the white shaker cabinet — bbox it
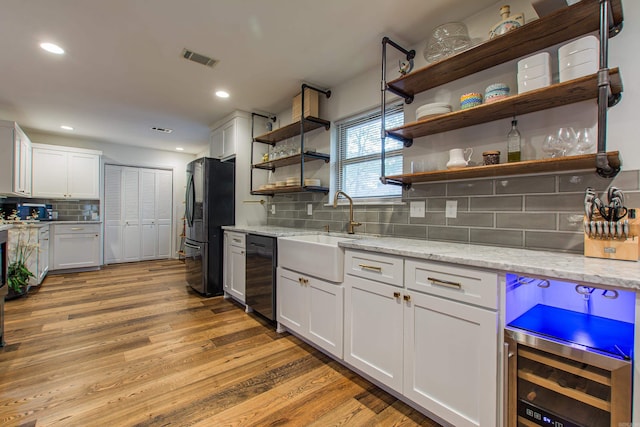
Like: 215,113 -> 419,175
37,225 -> 50,284
210,116 -> 247,161
344,271 -> 404,392
343,250 -> 499,427
8,224 -> 49,287
31,144 -> 101,199
51,223 -> 101,270
277,266 -> 344,358
223,231 -> 246,303
0,120 -> 32,196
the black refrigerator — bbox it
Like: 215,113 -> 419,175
184,157 -> 234,296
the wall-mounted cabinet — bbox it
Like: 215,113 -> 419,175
250,85 -> 331,196
0,120 -> 32,196
210,115 -> 249,162
380,0 -> 624,187
31,144 -> 101,199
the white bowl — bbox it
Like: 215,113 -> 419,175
559,49 -> 597,70
559,61 -> 598,82
275,181 -> 287,187
518,74 -> 551,94
517,63 -> 550,81
558,35 -> 598,59
517,52 -> 550,72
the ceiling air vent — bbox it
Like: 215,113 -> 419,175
181,48 -> 218,68
151,127 -> 173,134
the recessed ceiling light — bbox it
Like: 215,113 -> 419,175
176,147 -> 185,151
60,125 -> 74,131
215,90 -> 230,98
40,42 -> 65,55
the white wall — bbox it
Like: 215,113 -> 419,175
23,129 -> 195,258
270,0 -> 639,183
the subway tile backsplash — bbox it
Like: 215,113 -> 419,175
266,170 -> 639,254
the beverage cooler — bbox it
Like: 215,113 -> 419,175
504,273 -> 634,427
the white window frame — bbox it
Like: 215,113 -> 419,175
333,104 -> 404,204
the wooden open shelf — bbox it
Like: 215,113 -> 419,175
252,151 -> 330,170
253,117 -> 331,144
252,185 -> 329,196
386,0 -> 623,97
387,69 -> 622,142
385,152 -> 620,185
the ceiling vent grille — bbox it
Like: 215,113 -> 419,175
151,127 -> 173,134
181,48 -> 218,68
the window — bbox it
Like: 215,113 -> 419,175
336,104 -> 404,199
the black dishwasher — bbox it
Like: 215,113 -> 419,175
245,234 -> 276,322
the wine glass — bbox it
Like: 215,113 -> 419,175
575,128 -> 595,154
556,127 -> 577,156
542,135 -> 561,158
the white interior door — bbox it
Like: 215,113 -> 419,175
140,169 -> 157,260
156,170 -> 173,258
104,165 -> 123,264
122,167 -> 141,262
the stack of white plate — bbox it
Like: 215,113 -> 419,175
304,178 -> 321,187
559,35 -> 598,83
286,176 -> 301,186
275,181 -> 287,187
416,102 -> 452,120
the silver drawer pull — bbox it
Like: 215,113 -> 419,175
359,264 -> 382,272
427,277 -> 462,290
71,227 -> 83,231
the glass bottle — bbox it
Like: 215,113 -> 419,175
507,119 -> 521,162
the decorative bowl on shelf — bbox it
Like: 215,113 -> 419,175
423,22 -> 471,63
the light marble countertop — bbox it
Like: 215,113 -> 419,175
222,225 -> 321,238
223,225 -> 640,291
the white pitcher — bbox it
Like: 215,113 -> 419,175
446,148 -> 473,169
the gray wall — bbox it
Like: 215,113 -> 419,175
267,170 -> 639,254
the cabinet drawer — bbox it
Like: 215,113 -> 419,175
53,223 -> 101,235
226,231 -> 245,248
345,250 -> 403,287
405,259 -> 498,309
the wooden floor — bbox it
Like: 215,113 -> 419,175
0,260 -> 442,427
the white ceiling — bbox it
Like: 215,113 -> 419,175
1,0 -> 497,154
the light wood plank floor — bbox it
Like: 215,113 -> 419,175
0,260 -> 442,427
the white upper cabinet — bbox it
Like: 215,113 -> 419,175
209,114 -> 249,161
31,143 -> 101,199
0,120 -> 32,196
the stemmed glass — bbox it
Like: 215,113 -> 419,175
575,128 -> 595,154
556,127 -> 577,156
542,135 -> 561,158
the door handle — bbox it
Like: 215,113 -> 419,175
184,242 -> 200,250
403,294 -> 411,302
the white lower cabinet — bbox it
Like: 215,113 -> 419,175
403,290 -> 497,427
344,273 -> 403,391
277,266 -> 344,358
343,249 -> 498,427
51,224 -> 101,270
223,231 -> 246,303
